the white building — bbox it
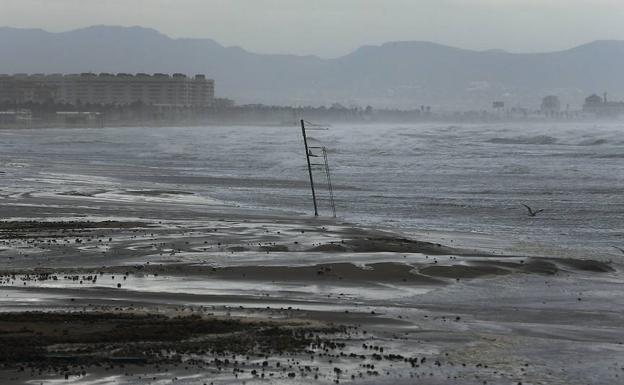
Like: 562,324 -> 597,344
0,73 -> 214,107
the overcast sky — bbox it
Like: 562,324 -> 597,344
1,0 -> 623,57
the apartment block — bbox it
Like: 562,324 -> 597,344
0,73 -> 215,107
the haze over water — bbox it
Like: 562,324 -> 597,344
1,122 -> 623,258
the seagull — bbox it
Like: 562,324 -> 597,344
522,204 -> 544,217
612,246 -> 624,255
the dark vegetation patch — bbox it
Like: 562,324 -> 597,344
205,262 -> 441,285
0,220 -> 150,241
519,260 -> 560,275
551,258 -> 614,273
0,221 -> 148,232
315,237 -> 458,255
307,243 -> 348,252
0,312 -> 336,370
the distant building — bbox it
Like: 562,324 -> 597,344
0,75 -> 56,104
583,92 -> 624,117
0,110 -> 32,126
541,95 -> 561,113
56,111 -> 103,127
0,73 -> 214,107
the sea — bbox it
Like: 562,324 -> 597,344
1,122 -> 623,259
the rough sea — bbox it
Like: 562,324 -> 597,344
1,122 -> 623,259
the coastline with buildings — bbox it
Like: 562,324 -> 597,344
0,72 -> 214,106
0,72 -> 214,128
1,72 -> 624,128
582,92 -> 624,117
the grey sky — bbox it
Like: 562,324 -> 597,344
2,0 -> 623,57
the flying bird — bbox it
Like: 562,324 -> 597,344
522,204 -> 544,217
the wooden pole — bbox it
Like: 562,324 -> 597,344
301,119 -> 318,216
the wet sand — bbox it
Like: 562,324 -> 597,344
0,189 -> 623,385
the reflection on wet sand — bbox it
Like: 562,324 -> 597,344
1,216 -> 622,385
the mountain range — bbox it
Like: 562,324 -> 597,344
1,25 -> 623,109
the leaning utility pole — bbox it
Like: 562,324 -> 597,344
301,119 -> 318,216
300,119 -> 336,217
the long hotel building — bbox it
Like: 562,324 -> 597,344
0,73 -> 215,107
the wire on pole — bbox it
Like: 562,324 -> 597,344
300,119 -> 336,218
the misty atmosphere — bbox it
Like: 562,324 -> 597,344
0,1 -> 623,385
2,25 -> 624,109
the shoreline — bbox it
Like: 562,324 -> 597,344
2,115 -> 624,131
0,213 -> 622,384
1,122 -> 623,384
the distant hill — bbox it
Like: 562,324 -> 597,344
1,25 -> 623,109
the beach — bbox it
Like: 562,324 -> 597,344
0,123 -> 623,384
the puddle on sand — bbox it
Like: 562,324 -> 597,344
1,273 -> 435,307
